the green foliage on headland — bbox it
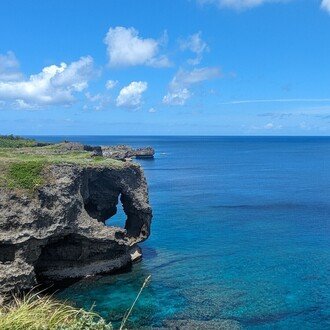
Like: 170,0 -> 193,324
0,136 -> 125,191
0,135 -> 37,148
0,293 -> 113,330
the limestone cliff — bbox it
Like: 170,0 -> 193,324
0,144 -> 152,297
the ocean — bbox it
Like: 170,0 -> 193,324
33,136 -> 330,329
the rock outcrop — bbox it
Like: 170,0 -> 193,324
40,142 -> 155,160
101,145 -> 155,160
0,160 -> 152,297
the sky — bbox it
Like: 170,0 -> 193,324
0,0 -> 330,136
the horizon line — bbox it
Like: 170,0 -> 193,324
18,134 -> 330,138
221,98 -> 330,105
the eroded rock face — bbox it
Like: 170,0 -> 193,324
0,162 -> 152,296
101,145 -> 155,160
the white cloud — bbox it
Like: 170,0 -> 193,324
163,88 -> 192,106
163,67 -> 220,105
148,107 -> 157,113
0,51 -> 23,81
198,0 -> 287,10
170,67 -> 220,90
85,92 -> 102,102
105,79 -> 118,89
15,99 -> 35,109
321,0 -> 330,13
104,26 -> 170,67
265,122 -> 274,129
179,32 -> 209,65
263,122 -> 282,130
0,55 -> 95,108
116,81 -> 148,108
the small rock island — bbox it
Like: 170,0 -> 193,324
0,136 -> 153,298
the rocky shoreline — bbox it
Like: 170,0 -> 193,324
59,141 -> 155,160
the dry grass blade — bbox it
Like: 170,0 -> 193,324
119,275 -> 151,330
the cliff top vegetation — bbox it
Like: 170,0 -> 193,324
0,135 -> 126,191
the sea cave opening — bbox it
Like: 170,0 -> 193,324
104,193 -> 127,229
81,176 -> 144,238
83,187 -> 128,230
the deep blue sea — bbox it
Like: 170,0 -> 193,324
33,136 -> 330,329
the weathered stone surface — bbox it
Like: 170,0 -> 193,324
101,145 -> 155,160
134,147 -> 155,159
0,162 -> 152,296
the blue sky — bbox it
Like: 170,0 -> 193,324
1,0 -> 330,135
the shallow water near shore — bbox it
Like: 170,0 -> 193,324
33,136 -> 330,329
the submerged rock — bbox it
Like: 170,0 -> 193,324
150,319 -> 242,330
0,161 -> 152,297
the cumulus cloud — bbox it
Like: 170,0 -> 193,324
0,55 -> 95,109
163,67 -> 220,106
197,0 -> 287,10
104,26 -> 170,67
105,79 -> 118,89
116,81 -> 148,108
0,51 -> 23,81
179,32 -> 209,65
321,0 -> 330,13
148,107 -> 157,113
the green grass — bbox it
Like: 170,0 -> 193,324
0,145 -> 126,191
0,292 -> 113,330
0,135 -> 37,148
8,161 -> 45,190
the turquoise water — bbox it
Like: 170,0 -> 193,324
36,136 -> 330,329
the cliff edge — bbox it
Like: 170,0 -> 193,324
0,139 -> 152,297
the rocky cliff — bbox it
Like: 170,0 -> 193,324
0,142 -> 152,298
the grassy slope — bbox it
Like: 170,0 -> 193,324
0,137 -> 125,191
0,135 -> 37,148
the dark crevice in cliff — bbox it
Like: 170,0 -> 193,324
35,234 -> 83,280
84,197 -> 118,223
35,233 -> 130,283
0,244 -> 16,262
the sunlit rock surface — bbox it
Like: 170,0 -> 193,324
0,152 -> 152,296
